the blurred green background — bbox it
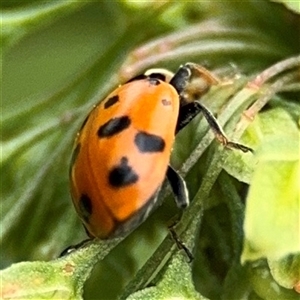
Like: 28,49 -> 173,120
2,1 -> 299,299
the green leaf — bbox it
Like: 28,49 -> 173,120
1,261 -> 81,300
242,108 -> 300,261
271,0 -> 300,14
268,254 -> 300,291
249,260 -> 299,300
1,239 -> 120,300
126,253 -> 208,300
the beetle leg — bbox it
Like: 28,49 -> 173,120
169,225 -> 194,262
176,101 -> 252,153
175,101 -> 200,133
166,165 -> 189,208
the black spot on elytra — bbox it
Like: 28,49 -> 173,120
109,157 -> 139,188
97,116 -> 131,138
134,131 -> 165,153
161,99 -> 172,106
148,77 -> 161,86
79,194 -> 93,223
104,95 -> 119,109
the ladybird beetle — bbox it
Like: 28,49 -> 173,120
69,63 -> 252,240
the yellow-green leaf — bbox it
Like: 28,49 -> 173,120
269,253 -> 300,291
242,109 -> 299,261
